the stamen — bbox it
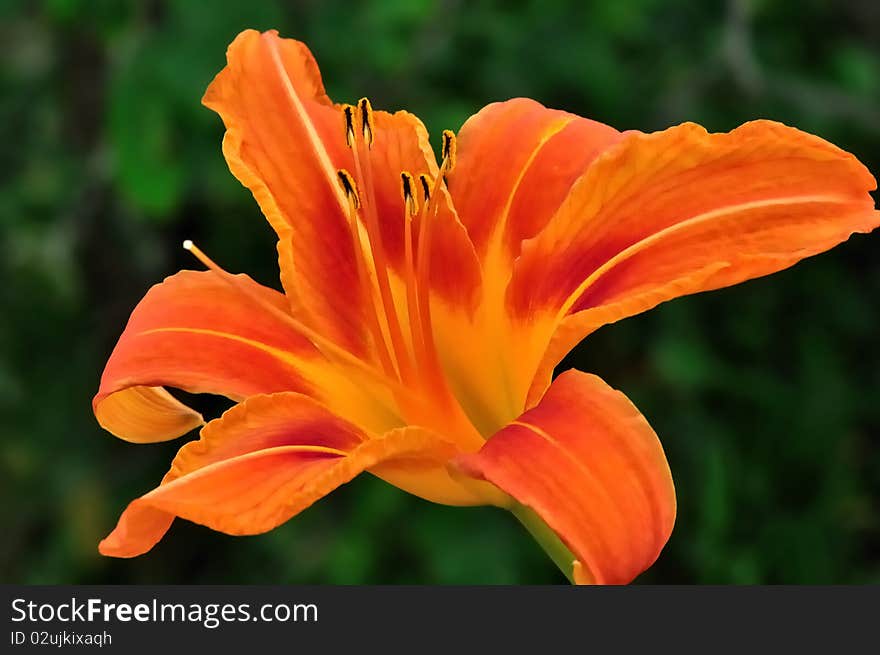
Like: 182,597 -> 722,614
412,132 -> 459,401
400,172 -> 426,379
181,240 -> 399,394
358,97 -> 375,148
342,104 -> 357,148
413,172 -> 450,398
351,120 -> 414,383
334,171 -> 399,380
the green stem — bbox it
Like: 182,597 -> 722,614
511,503 -> 576,584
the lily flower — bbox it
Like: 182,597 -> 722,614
94,29 -> 878,584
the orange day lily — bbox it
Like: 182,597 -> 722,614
93,29 -> 879,584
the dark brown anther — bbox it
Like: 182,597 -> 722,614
418,174 -> 432,205
358,98 -> 375,148
342,104 -> 357,148
441,130 -> 456,172
400,172 -> 418,216
337,169 -> 361,209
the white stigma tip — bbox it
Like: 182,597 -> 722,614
182,239 -> 193,250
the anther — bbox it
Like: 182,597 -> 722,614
358,98 -> 374,148
419,174 -> 432,204
400,172 -> 419,217
342,105 -> 357,148
336,169 -> 361,209
441,130 -> 456,172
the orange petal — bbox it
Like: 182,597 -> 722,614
99,393 -> 447,558
95,268 -> 404,443
369,425 -> 509,506
506,120 -> 878,403
457,370 -> 676,584
203,30 -> 481,357
94,270 -> 317,443
449,98 -> 622,264
92,386 -> 204,447
203,29 -> 366,354
428,100 -> 621,435
370,111 -> 483,312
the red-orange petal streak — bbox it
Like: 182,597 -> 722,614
431,99 -> 622,431
457,370 -> 676,584
370,111 -> 482,313
510,120 -> 878,319
509,120 -> 879,404
450,98 -> 623,263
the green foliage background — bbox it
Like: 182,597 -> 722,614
1,0 -> 878,584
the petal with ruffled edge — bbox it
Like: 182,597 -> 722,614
503,120 -> 879,404
100,393 -> 462,557
203,29 -> 366,354
449,97 -> 623,264
430,99 -> 622,435
94,270 -> 400,443
457,370 -> 676,585
203,30 -> 481,361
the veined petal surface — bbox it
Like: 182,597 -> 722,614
204,30 -> 481,361
433,99 -> 623,433
458,370 -> 676,584
94,270 -> 400,443
505,121 -> 878,403
100,393 -> 454,557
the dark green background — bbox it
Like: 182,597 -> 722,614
2,0 -> 878,584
